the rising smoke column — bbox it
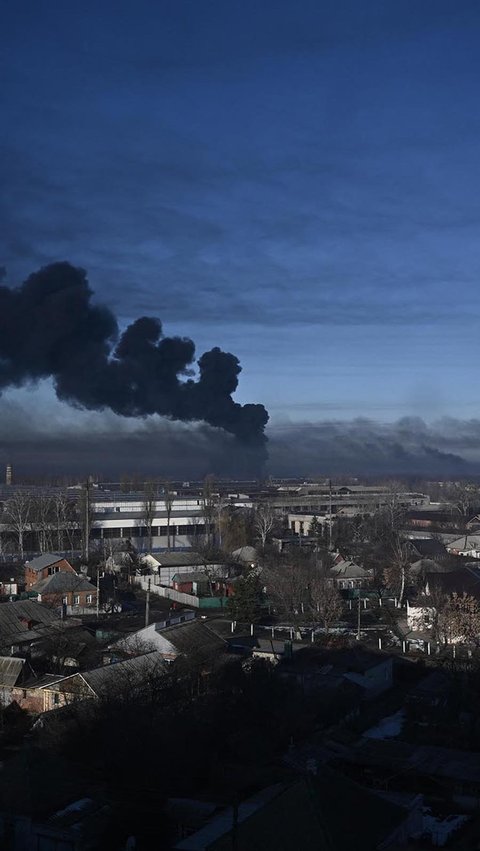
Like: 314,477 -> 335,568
0,263 -> 269,453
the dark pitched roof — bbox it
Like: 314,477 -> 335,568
25,553 -> 68,573
427,566 -> 480,599
409,558 -> 453,576
63,651 -> 167,697
172,572 -> 212,584
176,771 -> 409,851
289,646 -> 390,677
409,539 -> 447,559
0,599 -> 59,643
149,552 -> 206,567
156,619 -> 227,655
33,573 -> 96,595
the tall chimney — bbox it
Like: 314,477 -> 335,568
5,464 -> 12,486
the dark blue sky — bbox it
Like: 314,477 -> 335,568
3,0 -> 480,438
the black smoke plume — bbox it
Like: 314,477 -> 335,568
0,263 -> 269,450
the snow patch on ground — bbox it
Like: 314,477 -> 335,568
364,709 -> 405,740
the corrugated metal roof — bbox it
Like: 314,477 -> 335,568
155,620 -> 227,655
0,600 -> 59,641
77,651 -> 167,696
0,655 -> 25,686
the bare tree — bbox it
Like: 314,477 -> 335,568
31,493 -> 55,553
383,536 -> 410,606
79,478 -> 95,560
446,481 -> 479,522
163,481 -> 174,551
201,475 -> 217,549
437,592 -> 480,645
254,502 -> 276,550
263,560 -> 307,624
382,480 -> 406,533
309,575 -> 344,633
4,491 -> 32,559
218,507 -> 255,553
59,495 -> 81,557
142,481 -> 157,552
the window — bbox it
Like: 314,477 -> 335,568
53,693 -> 60,705
22,689 -> 27,699
62,596 -> 68,605
74,595 -> 80,605
86,594 -> 92,604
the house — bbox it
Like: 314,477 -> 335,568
44,650 -> 168,709
408,538 -> 448,561
0,656 -> 33,706
25,553 -> 77,590
0,599 -> 64,656
0,599 -> 91,670
252,638 -> 303,664
32,571 -> 97,613
409,558 -> 454,590
280,645 -> 393,700
406,509 -> 454,529
174,771 -> 419,850
141,552 -> 228,587
337,739 -> 480,810
319,647 -> 393,698
425,565 -> 480,601
0,578 -> 19,597
446,535 -> 480,558
10,673 -> 65,713
328,559 -> 371,590
172,572 -> 227,596
108,616 -> 226,663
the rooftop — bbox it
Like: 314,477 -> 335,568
148,551 -> 209,567
58,651 -> 167,697
33,572 -> 95,595
0,655 -> 26,686
25,553 -> 69,573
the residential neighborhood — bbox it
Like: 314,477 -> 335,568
1,476 -> 480,848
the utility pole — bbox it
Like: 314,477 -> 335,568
145,577 -> 151,628
357,588 -> 362,641
96,564 -> 101,619
84,476 -> 92,562
328,479 -> 333,550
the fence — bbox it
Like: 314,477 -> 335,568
135,576 -> 226,609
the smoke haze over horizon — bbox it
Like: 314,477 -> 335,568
0,387 -> 478,479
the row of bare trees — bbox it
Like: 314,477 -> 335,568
142,480 -> 175,551
0,491 -> 83,559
